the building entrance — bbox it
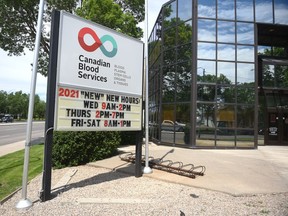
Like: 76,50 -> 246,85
263,90 -> 288,145
259,58 -> 288,145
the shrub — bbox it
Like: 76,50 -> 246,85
52,131 -> 120,168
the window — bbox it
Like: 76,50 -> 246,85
236,0 -> 254,21
237,22 -> 254,45
275,0 -> 288,24
178,0 -> 192,21
218,21 -> 235,43
218,0 -> 235,20
198,19 -> 216,42
255,0 -> 273,23
198,0 -> 216,18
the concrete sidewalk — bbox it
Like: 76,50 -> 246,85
91,143 -> 288,196
0,141 -> 25,157
1,140 -> 288,196
0,137 -> 44,157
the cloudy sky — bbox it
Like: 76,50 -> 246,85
0,0 -> 168,101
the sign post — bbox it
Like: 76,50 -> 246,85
40,11 -> 144,201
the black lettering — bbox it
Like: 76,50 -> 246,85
83,100 -> 98,109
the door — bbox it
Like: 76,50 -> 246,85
258,56 -> 288,145
266,111 -> 288,145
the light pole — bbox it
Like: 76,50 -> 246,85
16,0 -> 45,210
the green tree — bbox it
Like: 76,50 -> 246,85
0,0 -> 144,76
76,0 -> 144,38
7,91 -> 29,119
0,90 -> 45,119
0,91 -> 8,114
34,95 -> 46,119
0,0 -> 78,76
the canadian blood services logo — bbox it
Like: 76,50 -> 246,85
78,27 -> 118,58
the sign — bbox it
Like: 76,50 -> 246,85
54,11 -> 144,131
55,86 -> 142,131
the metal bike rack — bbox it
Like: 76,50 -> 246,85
119,152 -> 206,179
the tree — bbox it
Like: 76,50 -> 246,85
0,0 -> 78,76
0,0 -> 144,76
7,91 -> 29,119
34,96 -> 46,119
76,0 -> 144,38
0,90 -> 44,119
0,91 -> 8,114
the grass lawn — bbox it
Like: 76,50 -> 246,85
0,144 -> 44,201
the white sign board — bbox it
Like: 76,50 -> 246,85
54,11 -> 144,131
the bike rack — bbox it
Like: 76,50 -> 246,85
119,152 -> 206,179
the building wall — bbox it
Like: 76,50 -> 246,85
148,0 -> 288,148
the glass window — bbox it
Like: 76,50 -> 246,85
255,0 -> 273,23
262,64 -> 277,88
198,0 -> 216,18
275,0 -> 288,24
237,63 -> 255,84
258,46 -> 271,55
236,0 -> 254,21
237,105 -> 255,128
162,65 -> 176,103
275,65 -> 288,88
177,43 -> 192,63
198,42 -> 216,60
216,105 -> 235,127
149,42 -> 161,66
176,62 -> 192,102
196,102 -> 216,147
237,22 -> 254,45
178,20 -> 192,45
178,61 -> 192,75
237,45 -> 255,62
175,103 -> 190,145
198,19 -> 216,42
218,21 -> 235,43
163,1 -> 177,29
218,0 -> 235,20
197,84 -> 216,102
163,27 -> 176,50
236,136 -> 254,148
218,86 -> 236,103
163,48 -> 176,65
149,104 -> 159,140
161,104 -> 175,144
197,60 -> 216,82
237,87 -> 255,104
218,62 -> 235,84
218,44 -> 235,61
178,0 -> 192,21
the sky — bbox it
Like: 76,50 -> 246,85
0,0 -> 168,101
